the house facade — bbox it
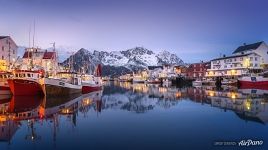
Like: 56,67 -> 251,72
205,41 -> 268,77
186,62 -> 208,79
232,41 -> 268,69
0,36 -> 18,71
21,48 -> 57,76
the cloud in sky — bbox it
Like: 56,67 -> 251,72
1,0 -> 268,62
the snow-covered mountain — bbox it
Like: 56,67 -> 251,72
61,47 -> 184,76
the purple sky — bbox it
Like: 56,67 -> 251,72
1,0 -> 268,62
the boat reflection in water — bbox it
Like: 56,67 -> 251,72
0,82 -> 268,149
0,90 -> 103,144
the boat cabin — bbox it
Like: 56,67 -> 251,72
0,72 -> 12,80
57,72 -> 82,85
13,70 -> 44,79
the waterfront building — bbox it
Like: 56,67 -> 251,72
232,41 -> 268,69
21,48 -> 58,76
173,65 -> 187,77
186,62 -> 209,79
206,52 -> 262,77
0,36 -> 18,71
147,66 -> 163,78
206,41 -> 268,77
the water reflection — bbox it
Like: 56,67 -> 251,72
0,82 -> 268,149
106,82 -> 268,124
0,91 -> 103,144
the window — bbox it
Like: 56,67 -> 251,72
234,58 -> 236,61
1,56 -> 4,60
250,63 -> 253,67
234,64 -> 237,67
224,65 -> 227,68
254,64 -> 258,67
240,57 -> 243,61
13,49 -> 15,54
229,59 -> 232,62
1,46 -> 3,51
255,57 -> 258,61
250,57 -> 253,61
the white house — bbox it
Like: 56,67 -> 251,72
232,41 -> 268,68
21,47 -> 58,76
0,36 -> 18,71
206,52 -> 262,77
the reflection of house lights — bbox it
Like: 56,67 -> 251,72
175,92 -> 181,98
231,93 -> 236,99
245,100 -> 251,110
208,91 -> 215,97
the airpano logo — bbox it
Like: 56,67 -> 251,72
214,139 -> 264,147
238,139 -> 263,147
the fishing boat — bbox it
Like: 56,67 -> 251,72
238,74 -> 268,90
7,70 -> 44,96
133,74 -> 147,83
221,78 -> 237,86
146,78 -> 161,84
81,74 -> 103,93
81,64 -> 103,94
41,72 -> 82,97
0,72 -> 12,95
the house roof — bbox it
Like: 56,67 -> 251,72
22,51 -> 32,59
148,66 -> 163,70
0,36 -> 9,40
211,52 -> 260,61
232,41 -> 263,54
43,51 -> 56,59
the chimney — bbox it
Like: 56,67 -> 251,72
223,54 -> 226,57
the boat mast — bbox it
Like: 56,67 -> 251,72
8,41 -> 11,71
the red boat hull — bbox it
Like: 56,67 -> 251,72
239,80 -> 268,90
7,79 -> 43,96
0,86 -> 11,95
82,85 -> 102,94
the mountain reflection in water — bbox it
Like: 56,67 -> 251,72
0,81 -> 268,150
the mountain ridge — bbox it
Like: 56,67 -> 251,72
61,47 -> 184,77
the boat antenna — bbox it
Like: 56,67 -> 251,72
28,24 -> 31,48
33,20 -> 35,48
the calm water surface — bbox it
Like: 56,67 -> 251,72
0,81 -> 268,150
